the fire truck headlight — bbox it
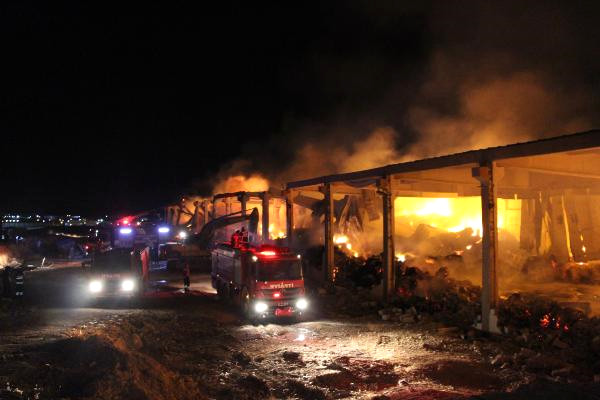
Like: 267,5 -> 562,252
89,280 -> 103,293
296,298 -> 308,310
119,227 -> 133,235
121,279 -> 135,292
254,301 -> 268,313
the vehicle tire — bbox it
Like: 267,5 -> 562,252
224,284 -> 232,303
240,287 -> 251,317
216,281 -> 224,300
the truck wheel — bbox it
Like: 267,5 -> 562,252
241,288 -> 251,317
216,282 -> 224,300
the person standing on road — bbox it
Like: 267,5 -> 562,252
182,261 -> 191,293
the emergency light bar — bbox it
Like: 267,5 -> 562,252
259,250 -> 277,256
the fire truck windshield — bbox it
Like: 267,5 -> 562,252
256,260 -> 302,281
91,249 -> 131,272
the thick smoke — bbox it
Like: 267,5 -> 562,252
211,1 -> 599,192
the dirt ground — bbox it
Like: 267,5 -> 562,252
2,263 -> 600,399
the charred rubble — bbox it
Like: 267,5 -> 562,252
303,223 -> 600,380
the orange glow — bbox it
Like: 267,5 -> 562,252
259,250 -> 276,256
395,197 -> 521,239
334,234 -> 349,244
268,224 -> 286,240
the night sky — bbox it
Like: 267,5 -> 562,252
1,1 -> 599,216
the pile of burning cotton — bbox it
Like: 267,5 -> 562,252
378,306 -> 420,323
320,285 -> 381,317
378,262 -> 600,380
496,293 -> 600,376
0,245 -> 21,270
302,245 -> 383,289
385,263 -> 482,330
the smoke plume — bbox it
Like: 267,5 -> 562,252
210,1 -> 599,193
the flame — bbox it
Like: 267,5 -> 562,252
395,197 -> 520,239
334,234 -> 361,257
396,253 -> 406,262
334,234 -> 349,244
268,224 -> 286,240
213,174 -> 269,194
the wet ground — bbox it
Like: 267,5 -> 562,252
1,263 -> 600,399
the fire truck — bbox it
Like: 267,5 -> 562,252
211,243 -> 308,320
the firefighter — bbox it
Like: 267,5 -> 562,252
240,227 -> 249,247
231,230 -> 242,248
182,261 -> 191,292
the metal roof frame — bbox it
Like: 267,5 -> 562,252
286,129 -> 600,189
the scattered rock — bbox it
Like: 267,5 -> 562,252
490,354 -> 512,367
551,364 -> 575,377
285,379 -> 326,400
236,374 -> 269,398
552,337 -> 570,350
232,351 -> 251,366
377,335 -> 392,345
131,334 -> 143,350
282,351 -> 303,364
437,326 -> 460,335
525,354 -> 566,373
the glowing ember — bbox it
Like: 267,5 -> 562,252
540,314 -> 551,328
334,234 -> 349,244
267,224 -> 286,240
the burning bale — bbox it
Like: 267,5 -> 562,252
382,261 -> 481,331
302,245 -> 382,290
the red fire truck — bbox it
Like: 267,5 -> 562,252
211,243 -> 308,320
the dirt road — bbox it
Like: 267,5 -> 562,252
1,263 -> 598,399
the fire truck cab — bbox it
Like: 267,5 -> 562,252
211,243 -> 308,319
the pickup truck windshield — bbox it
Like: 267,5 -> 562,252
92,250 -> 132,272
256,260 -> 303,281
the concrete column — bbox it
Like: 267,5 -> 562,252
322,183 -> 335,284
239,193 -> 248,216
285,190 -> 294,247
203,200 -> 211,225
212,198 -> 218,219
473,163 -> 499,332
262,192 -> 270,242
379,176 -> 395,303
225,198 -> 231,215
192,201 -> 200,233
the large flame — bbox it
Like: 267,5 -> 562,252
395,197 -> 521,240
213,175 -> 269,194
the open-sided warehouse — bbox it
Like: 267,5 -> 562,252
286,130 -> 600,331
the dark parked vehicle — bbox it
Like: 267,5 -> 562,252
88,248 -> 144,298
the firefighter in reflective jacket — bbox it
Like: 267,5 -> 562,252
231,230 -> 242,248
